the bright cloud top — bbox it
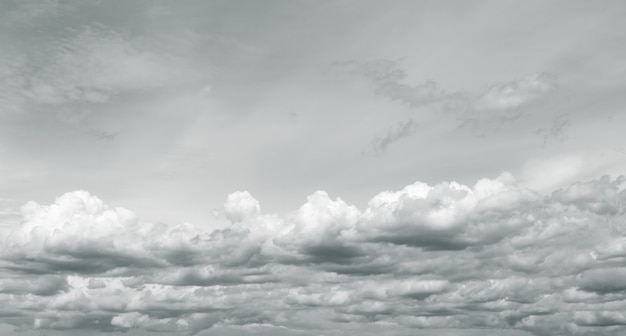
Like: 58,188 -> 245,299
1,174 -> 625,336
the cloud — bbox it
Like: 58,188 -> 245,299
359,172 -> 536,250
222,191 -> 261,223
0,275 -> 68,296
1,24 -> 178,114
534,114 -> 572,146
371,119 -> 417,154
1,174 -> 626,335
473,73 -> 555,111
333,60 -> 557,139
331,59 -> 447,109
1,0 -> 71,26
451,74 -> 556,137
0,17 -> 192,148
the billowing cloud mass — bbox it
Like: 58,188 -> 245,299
1,174 -> 625,336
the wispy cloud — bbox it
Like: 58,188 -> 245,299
1,0 -> 71,26
331,59 -> 447,109
473,73 -> 556,111
0,22 -> 186,146
333,59 -> 557,139
534,113 -> 572,146
7,25 -> 177,108
371,119 -> 417,154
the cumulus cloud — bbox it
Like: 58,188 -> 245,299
222,191 -> 261,223
1,173 -> 626,335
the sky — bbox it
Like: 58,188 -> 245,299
1,0 -> 626,335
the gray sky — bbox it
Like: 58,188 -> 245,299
1,1 -> 626,335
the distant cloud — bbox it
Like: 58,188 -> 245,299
1,173 -> 626,335
333,59 -> 557,139
371,119 -> 417,154
331,59 -> 447,108
448,73 -> 557,137
1,0 -> 71,26
0,21 -> 189,147
473,73 -> 555,111
84,128 -> 120,142
535,113 -> 572,146
1,25 -> 178,114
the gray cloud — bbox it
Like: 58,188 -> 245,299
535,113 -> 572,147
1,174 -> 625,335
331,59 -> 447,109
333,59 -> 557,139
371,119 -> 417,154
0,275 -> 68,296
1,24 -> 179,115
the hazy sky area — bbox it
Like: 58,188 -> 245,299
1,1 -> 626,335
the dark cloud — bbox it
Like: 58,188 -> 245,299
0,275 -> 68,296
579,268 -> 626,293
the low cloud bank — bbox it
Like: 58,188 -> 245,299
1,173 -> 625,335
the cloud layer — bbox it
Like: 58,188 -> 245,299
1,174 -> 625,335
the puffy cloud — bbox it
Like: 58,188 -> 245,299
551,175 -> 626,215
2,191 -> 166,274
1,173 -> 626,335
222,191 -> 261,223
360,172 -> 536,250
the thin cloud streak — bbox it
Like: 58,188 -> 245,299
371,119 -> 417,154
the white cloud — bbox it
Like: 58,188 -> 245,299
519,151 -> 626,194
222,191 -> 261,223
1,173 -> 626,335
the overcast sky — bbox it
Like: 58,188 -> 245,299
1,1 -> 626,335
